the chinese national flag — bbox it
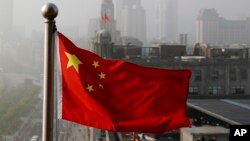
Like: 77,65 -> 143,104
101,12 -> 109,23
57,32 -> 192,133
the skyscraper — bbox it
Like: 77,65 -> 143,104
119,0 -> 147,44
154,0 -> 178,43
100,0 -> 120,44
0,0 -> 13,33
115,0 -> 125,30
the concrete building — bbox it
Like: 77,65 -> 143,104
154,0 -> 178,43
155,44 -> 186,60
122,55 -> 250,96
193,43 -> 211,58
115,0 -> 125,30
100,0 -> 120,44
180,126 -> 229,141
179,34 -> 188,45
193,43 -> 250,59
186,59 -> 250,96
196,9 -> 250,45
119,0 -> 147,44
91,29 -> 113,59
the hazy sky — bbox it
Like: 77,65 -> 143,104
13,0 -> 250,39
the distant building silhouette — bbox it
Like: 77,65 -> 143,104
100,0 -> 120,44
196,9 -> 250,45
179,34 -> 188,45
153,0 -> 178,43
91,29 -> 113,59
119,0 -> 147,44
115,0 -> 124,30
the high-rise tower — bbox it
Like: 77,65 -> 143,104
119,0 -> 147,44
100,0 -> 120,44
115,0 -> 124,30
154,0 -> 178,43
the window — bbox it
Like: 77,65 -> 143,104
189,87 -> 199,95
194,70 -> 202,81
210,70 -> 219,81
231,86 -> 245,94
240,69 -> 248,81
208,86 -> 221,95
230,68 -> 237,81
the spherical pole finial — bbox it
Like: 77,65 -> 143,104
42,3 -> 58,20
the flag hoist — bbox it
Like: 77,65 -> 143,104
41,3 -> 58,141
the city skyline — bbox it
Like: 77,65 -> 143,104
6,0 -> 250,43
1,1 -> 250,141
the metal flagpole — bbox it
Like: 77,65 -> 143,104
41,3 -> 58,141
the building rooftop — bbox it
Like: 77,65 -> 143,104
188,99 -> 250,124
181,126 -> 229,135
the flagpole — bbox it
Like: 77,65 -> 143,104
41,3 -> 58,141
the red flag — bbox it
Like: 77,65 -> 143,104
57,32 -> 192,133
101,12 -> 110,23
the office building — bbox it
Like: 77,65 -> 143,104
196,9 -> 250,45
118,0 -> 147,44
100,0 -> 120,44
154,0 -> 178,43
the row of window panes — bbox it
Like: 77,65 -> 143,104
189,86 -> 245,95
193,69 -> 248,81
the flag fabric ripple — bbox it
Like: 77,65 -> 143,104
57,32 -> 192,133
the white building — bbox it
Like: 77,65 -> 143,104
154,0 -> 178,43
196,9 -> 250,45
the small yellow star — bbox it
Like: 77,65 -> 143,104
98,83 -> 104,89
86,84 -> 94,92
99,72 -> 106,79
92,60 -> 100,69
65,52 -> 82,72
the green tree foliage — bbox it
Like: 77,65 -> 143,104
0,83 -> 41,134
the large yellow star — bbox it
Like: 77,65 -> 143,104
86,84 -> 94,92
65,52 -> 82,72
92,60 -> 100,69
99,72 -> 106,79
